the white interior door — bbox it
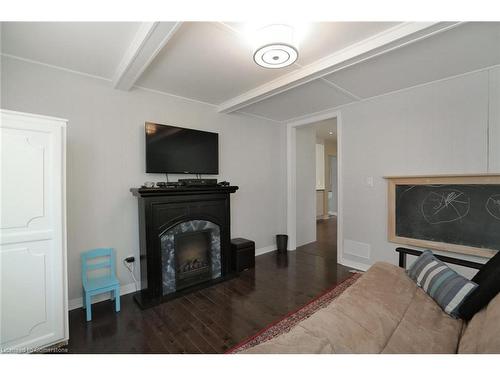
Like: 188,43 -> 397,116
1,111 -> 67,352
329,156 -> 338,215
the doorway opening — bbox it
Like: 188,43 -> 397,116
290,114 -> 341,262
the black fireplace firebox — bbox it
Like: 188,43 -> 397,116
130,185 -> 238,308
175,230 -> 212,290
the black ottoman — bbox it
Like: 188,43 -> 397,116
231,238 -> 255,272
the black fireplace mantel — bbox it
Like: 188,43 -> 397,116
130,185 -> 238,308
130,185 -> 238,197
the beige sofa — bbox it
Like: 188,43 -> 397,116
242,262 -> 500,353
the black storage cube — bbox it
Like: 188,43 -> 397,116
231,238 -> 255,272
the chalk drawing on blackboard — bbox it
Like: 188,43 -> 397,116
403,186 -> 416,193
485,194 -> 500,220
397,185 -> 416,204
421,189 -> 470,224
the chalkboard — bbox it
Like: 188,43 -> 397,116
387,175 -> 500,257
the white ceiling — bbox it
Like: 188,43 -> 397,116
225,22 -> 400,66
1,22 -> 140,78
136,21 -> 399,104
324,22 -> 500,99
2,22 -> 500,123
135,22 -> 298,104
240,79 -> 354,121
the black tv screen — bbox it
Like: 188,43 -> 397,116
145,122 -> 219,174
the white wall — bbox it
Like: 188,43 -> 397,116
490,67 -> 500,172
0,56 -> 287,303
340,67 -> 500,272
295,126 -> 316,246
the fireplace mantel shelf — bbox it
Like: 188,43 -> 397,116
130,185 -> 238,197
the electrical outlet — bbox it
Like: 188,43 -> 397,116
124,256 -> 135,263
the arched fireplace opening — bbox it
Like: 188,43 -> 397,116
160,220 -> 221,294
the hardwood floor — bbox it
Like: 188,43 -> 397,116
67,217 -> 352,353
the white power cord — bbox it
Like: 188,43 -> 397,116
123,259 -> 139,292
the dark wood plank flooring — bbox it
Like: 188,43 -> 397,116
67,217 -> 352,353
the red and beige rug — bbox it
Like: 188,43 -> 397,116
226,271 -> 362,353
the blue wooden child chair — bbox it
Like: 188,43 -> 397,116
81,248 -> 120,321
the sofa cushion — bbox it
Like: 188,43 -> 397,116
382,288 -> 463,353
241,262 -> 464,354
239,325 -> 334,354
458,291 -> 500,353
243,262 -> 418,353
297,262 -> 416,353
407,250 -> 478,318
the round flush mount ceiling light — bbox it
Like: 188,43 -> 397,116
252,24 -> 299,69
254,44 -> 298,69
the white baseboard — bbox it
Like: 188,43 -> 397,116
69,245 -> 276,310
255,245 -> 276,256
68,282 -> 137,311
339,257 -> 371,272
68,246 -> 362,311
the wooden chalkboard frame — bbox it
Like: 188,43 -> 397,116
385,174 -> 500,259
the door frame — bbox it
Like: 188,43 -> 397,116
286,109 -> 344,264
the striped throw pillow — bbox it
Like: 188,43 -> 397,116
407,250 -> 478,318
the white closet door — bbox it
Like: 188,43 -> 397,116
1,110 -> 67,352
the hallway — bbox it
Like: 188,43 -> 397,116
298,216 -> 338,261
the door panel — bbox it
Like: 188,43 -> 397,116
1,112 -> 66,352
1,245 -> 47,345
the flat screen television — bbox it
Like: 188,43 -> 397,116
145,122 -> 219,174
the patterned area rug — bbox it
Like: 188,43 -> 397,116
226,271 -> 363,353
